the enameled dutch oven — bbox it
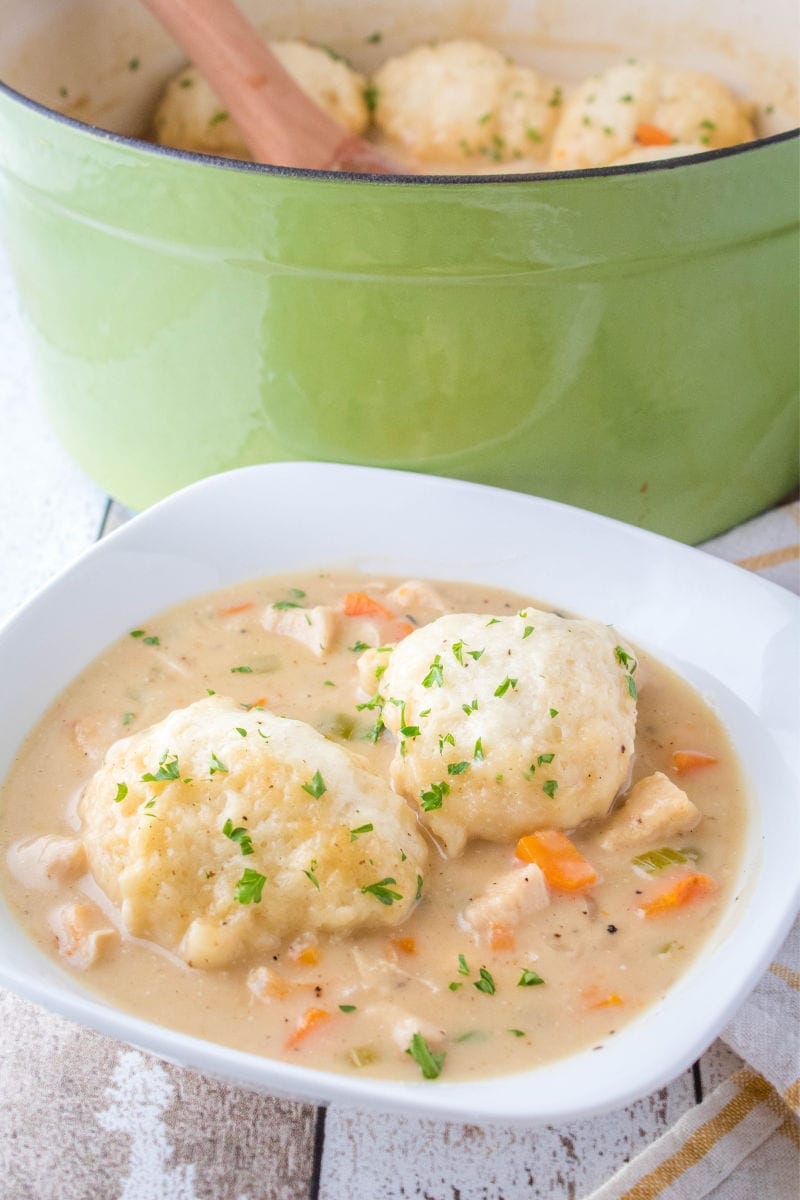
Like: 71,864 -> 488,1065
0,0 -> 797,541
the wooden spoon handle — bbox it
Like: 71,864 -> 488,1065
142,0 -> 404,172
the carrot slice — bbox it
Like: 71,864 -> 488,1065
583,989 -> 624,1010
490,923 -> 515,952
393,621 -> 415,641
391,936 -> 416,955
671,750 -> 719,774
342,591 -> 395,620
218,602 -> 254,617
516,830 -> 598,892
285,1006 -> 331,1049
635,122 -> 674,146
291,945 -> 319,967
641,872 -> 716,917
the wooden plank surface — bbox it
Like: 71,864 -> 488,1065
0,245 -> 748,1199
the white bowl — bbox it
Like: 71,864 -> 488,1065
0,463 -> 798,1124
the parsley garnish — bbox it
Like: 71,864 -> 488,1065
494,676 -> 518,697
406,1033 -> 445,1080
114,782 -> 128,803
447,761 -> 470,776
400,723 -> 421,738
366,30 -> 382,43
349,640 -> 370,652
452,641 -> 464,665
273,599 -> 302,610
209,110 -> 229,126
301,770 -> 327,799
364,718 -> 386,743
467,648 -> 484,661
141,751 -> 180,782
122,711 -> 135,725
349,823 -> 374,841
509,1029 -> 526,1037
627,674 -> 638,699
143,635 -> 160,645
522,626 -> 534,639
474,967 -> 496,995
235,727 -> 247,737
458,953 -> 470,975
422,655 -> 444,688
542,779 -> 558,798
231,665 -> 253,674
128,56 -> 140,71
339,1004 -> 357,1013
420,780 -> 450,812
234,867 -> 266,904
210,753 -> 228,775
438,732 -> 455,753
473,738 -> 484,761
549,707 -> 559,718
361,877 -> 402,905
448,981 -> 462,991
462,698 -> 478,716
222,819 -> 253,855
518,969 -> 545,987
415,874 -> 423,900
537,753 -> 555,765
303,859 -> 320,890
289,588 -> 306,599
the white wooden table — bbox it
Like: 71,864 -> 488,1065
0,244 -> 791,1200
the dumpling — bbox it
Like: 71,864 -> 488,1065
372,39 -> 560,166
549,60 -> 754,170
153,40 -> 370,159
376,609 -> 637,855
79,696 -> 427,968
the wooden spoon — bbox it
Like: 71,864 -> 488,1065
142,0 -> 405,173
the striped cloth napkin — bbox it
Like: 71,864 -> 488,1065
584,499 -> 800,1200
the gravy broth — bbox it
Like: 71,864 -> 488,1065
0,572 -> 747,1082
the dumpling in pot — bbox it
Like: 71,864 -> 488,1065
376,609 -> 637,855
153,40 -> 370,159
550,60 -> 754,170
79,696 -> 427,968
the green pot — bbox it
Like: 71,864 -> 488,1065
0,1 -> 797,541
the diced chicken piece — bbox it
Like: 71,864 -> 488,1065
261,604 -> 338,657
362,1003 -> 446,1053
352,947 -> 440,994
7,835 -> 87,889
49,902 -> 118,969
356,646 -> 394,693
600,772 -> 701,851
72,715 -> 120,762
387,580 -> 448,614
463,863 -> 550,934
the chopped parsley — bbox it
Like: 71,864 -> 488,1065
447,761 -> 470,776
537,753 -> 555,765
548,86 -> 563,107
400,723 -> 421,739
303,860 -> 321,890
422,655 -> 444,688
364,718 -> 386,743
448,981 -> 462,991
494,676 -> 518,698
208,110 -> 229,126
113,782 -> 128,803
301,770 -> 327,799
222,819 -> 253,855
542,779 -> 559,799
478,111 -> 492,124
518,969 -> 545,987
143,635 -> 160,645
289,588 -> 306,599
122,711 -> 135,725
128,56 -> 140,71
349,640 -> 371,652
234,867 -> 266,904
349,823 -> 374,841
462,698 -> 479,716
509,1029 -> 526,1037
549,707 -> 559,718
467,648 -> 484,661
522,625 -> 534,639
473,967 -> 496,995
526,127 -> 542,143
415,874 -> 423,900
473,738 -> 484,761
272,599 -> 302,611
452,640 -> 465,665
438,732 -> 456,753
178,76 -> 193,88
235,727 -> 247,737
361,877 -> 402,906
141,751 -> 180,783
420,780 -> 450,812
366,31 -> 382,43
406,1032 -> 445,1080
458,953 -> 470,975
339,1004 -> 357,1013
231,665 -> 253,673
209,753 -> 228,775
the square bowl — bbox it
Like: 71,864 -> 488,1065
0,462 -> 797,1123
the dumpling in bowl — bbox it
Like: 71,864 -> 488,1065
375,609 -> 637,855
153,39 -> 370,159
79,696 -> 427,968
373,39 -> 560,166
550,60 -> 754,170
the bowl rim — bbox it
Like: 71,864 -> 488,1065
0,461 -> 798,1124
0,74 -> 797,185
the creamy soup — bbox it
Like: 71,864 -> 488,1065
0,572 -> 746,1083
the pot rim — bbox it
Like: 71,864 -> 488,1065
1,75 -> 797,184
